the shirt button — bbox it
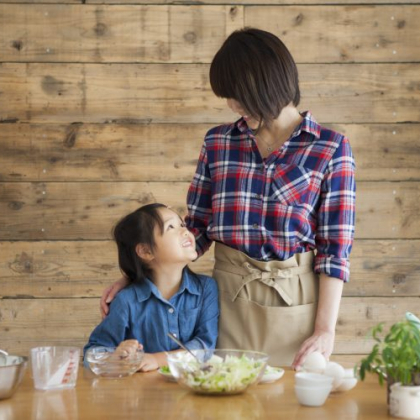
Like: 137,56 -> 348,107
252,223 -> 259,229
168,308 -> 174,314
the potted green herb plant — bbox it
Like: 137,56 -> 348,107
358,319 -> 420,419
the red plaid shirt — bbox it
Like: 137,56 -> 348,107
186,111 -> 356,281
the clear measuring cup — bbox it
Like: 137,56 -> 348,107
31,347 -> 80,390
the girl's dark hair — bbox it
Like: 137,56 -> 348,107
113,203 -> 167,283
210,27 -> 300,130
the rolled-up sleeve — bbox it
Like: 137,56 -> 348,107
314,136 -> 356,282
184,277 -> 219,350
186,139 -> 214,256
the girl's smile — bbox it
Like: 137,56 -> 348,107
181,238 -> 194,248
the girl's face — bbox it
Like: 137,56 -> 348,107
226,98 -> 259,129
150,207 -> 197,266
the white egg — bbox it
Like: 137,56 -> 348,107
303,351 -> 327,373
324,362 -> 345,390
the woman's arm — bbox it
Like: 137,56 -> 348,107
292,135 -> 355,369
100,275 -> 130,319
185,137 -> 214,256
291,274 -> 343,369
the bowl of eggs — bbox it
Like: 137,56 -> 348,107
294,352 -> 358,407
299,351 -> 358,393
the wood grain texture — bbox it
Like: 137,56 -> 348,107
246,5 -> 420,63
1,63 -> 419,124
1,123 -> 419,182
1,0 -> 418,3
0,182 -> 189,240
1,240 -> 419,298
1,296 -> 418,355
0,369 -> 391,420
2,5 -> 418,63
0,181 -> 418,240
0,5 -> 243,63
1,0 -> 419,3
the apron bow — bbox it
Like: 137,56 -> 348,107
237,263 -> 294,306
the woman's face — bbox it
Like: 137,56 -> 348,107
226,99 -> 259,129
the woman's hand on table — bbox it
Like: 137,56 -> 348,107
291,329 -> 335,370
100,276 -> 130,319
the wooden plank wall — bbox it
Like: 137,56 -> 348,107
0,1 -> 419,361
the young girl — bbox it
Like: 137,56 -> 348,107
84,203 -> 219,371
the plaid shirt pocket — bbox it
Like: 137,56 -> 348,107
271,164 -> 320,207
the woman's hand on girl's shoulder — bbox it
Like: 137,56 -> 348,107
100,276 -> 130,319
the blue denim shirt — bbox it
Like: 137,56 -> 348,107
84,269 -> 219,359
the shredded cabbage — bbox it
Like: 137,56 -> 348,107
173,353 -> 265,394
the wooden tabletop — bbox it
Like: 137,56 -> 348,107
0,367 -> 392,419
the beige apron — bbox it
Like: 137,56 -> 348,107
213,242 -> 319,366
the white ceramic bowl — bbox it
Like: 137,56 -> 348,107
295,384 -> 332,407
334,377 -> 358,392
295,372 -> 334,388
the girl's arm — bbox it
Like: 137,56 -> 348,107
138,350 -> 182,372
84,294 -> 130,366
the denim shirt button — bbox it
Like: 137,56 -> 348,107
168,308 -> 174,314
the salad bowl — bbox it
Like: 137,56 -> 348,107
167,349 -> 269,395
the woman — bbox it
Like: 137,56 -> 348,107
101,28 -> 356,368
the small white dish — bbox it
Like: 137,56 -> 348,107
295,384 -> 332,407
158,366 -> 177,382
259,366 -> 285,384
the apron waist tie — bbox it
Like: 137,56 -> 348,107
214,260 -> 314,307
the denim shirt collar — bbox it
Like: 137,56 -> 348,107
133,269 -> 200,303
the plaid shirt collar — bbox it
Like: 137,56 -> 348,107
235,110 -> 321,140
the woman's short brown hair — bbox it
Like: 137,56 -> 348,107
210,27 -> 300,128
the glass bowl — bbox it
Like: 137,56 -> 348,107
85,347 -> 144,378
167,349 -> 269,395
